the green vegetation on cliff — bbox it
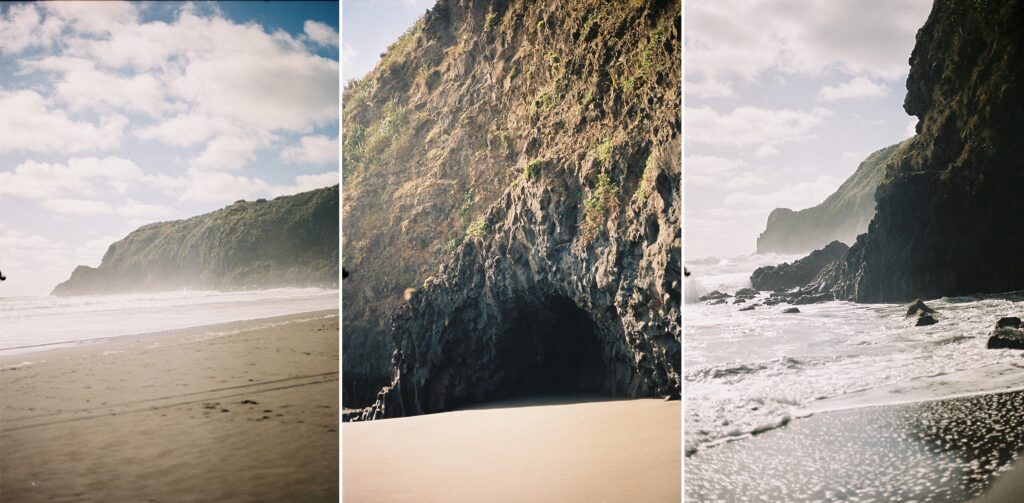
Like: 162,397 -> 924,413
52,186 -> 339,296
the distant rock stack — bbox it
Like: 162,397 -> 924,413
756,141 -> 907,255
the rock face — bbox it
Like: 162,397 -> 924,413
821,0 -> 1024,303
750,241 -> 849,291
52,187 -> 339,296
756,141 -> 909,254
349,0 -> 681,419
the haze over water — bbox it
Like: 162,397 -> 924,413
0,288 -> 338,353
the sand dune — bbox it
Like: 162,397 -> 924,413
343,396 -> 680,502
0,311 -> 339,502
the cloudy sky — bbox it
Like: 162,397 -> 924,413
342,0 -> 431,82
685,0 -> 933,259
0,1 -> 339,296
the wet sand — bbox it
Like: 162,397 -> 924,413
343,395 -> 680,502
0,310 -> 339,502
687,389 -> 1024,502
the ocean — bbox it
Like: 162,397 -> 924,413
685,254 -> 1024,456
0,289 -> 338,354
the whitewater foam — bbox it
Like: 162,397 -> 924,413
0,289 -> 338,353
685,256 -> 1024,454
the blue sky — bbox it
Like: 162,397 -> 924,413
686,0 -> 933,259
342,0 -> 431,82
0,1 -> 339,295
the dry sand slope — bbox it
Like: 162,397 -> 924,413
0,310 -> 339,502
344,396 -> 681,502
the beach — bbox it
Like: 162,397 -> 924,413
0,310 -> 339,502
343,395 -> 680,502
687,389 -> 1024,501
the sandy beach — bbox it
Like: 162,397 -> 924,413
687,389 -> 1024,502
343,395 -> 680,502
0,310 -> 339,502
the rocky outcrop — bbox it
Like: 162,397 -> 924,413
350,0 -> 681,419
52,187 -> 339,296
342,0 -> 682,408
750,241 -> 849,291
820,0 -> 1024,302
988,316 -> 1024,349
756,141 -> 909,254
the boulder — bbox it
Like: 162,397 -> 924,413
906,299 -> 936,317
988,327 -> 1024,350
997,317 -> 1021,329
750,241 -> 850,291
915,314 -> 938,327
735,288 -> 758,298
782,307 -> 800,314
699,290 -> 731,302
739,305 -> 756,312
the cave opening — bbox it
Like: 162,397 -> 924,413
495,295 -> 609,397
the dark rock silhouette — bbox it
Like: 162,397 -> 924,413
915,314 -> 938,327
906,299 -> 936,317
818,0 -> 1024,302
0,269 -> 5,281
750,241 -> 849,291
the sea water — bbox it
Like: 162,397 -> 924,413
685,255 -> 1024,455
0,288 -> 338,353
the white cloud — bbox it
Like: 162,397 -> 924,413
0,3 -> 63,54
304,20 -> 338,47
26,57 -> 167,116
818,77 -> 888,101
0,157 -> 143,200
724,173 -> 768,190
41,198 -> 115,216
686,0 -> 932,97
281,135 -> 339,165
723,175 -> 842,211
685,155 -> 749,186
341,42 -> 360,80
272,172 -> 339,196
0,90 -> 127,154
687,106 -> 833,149
42,1 -> 138,35
193,134 -> 269,170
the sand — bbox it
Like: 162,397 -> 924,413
687,389 -> 1024,502
0,310 -> 339,502
343,395 -> 680,502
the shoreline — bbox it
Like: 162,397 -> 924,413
687,388 -> 1024,501
0,309 -> 338,357
0,310 -> 339,502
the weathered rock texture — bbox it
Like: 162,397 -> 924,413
750,241 -> 849,291
53,187 -> 339,296
344,0 -> 681,417
756,141 -> 909,254
820,0 -> 1024,302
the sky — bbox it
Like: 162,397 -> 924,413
0,1 -> 339,296
342,0 -> 432,82
685,0 -> 934,259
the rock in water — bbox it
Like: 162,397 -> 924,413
782,307 -> 800,314
739,305 -> 756,312
699,291 -> 730,302
750,241 -> 849,291
756,141 -> 910,254
817,0 -> 1024,302
353,1 -> 682,420
988,327 -> 1024,350
906,299 -> 936,317
997,317 -> 1022,329
915,314 -> 938,327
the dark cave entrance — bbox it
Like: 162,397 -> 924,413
495,295 -> 609,397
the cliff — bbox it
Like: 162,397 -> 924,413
756,141 -> 908,254
822,0 -> 1024,302
53,186 -> 339,296
343,0 -> 681,415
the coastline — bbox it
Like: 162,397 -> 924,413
0,310 -> 339,502
343,395 -> 681,502
687,388 -> 1024,501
